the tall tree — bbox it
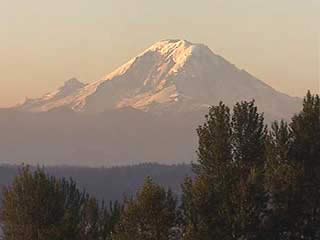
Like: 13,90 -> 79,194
263,92 -> 320,239
193,102 -> 233,177
230,100 -> 268,239
183,103 -> 233,240
265,120 -> 301,239
183,100 -> 268,240
288,91 -> 320,239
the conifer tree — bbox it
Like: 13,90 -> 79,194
0,167 -> 66,240
288,91 -> 320,239
230,100 -> 268,239
193,102 -> 233,177
60,177 -> 87,239
183,103 -> 233,239
0,167 -> 89,240
265,120 -> 301,239
183,100 -> 268,240
258,92 -> 320,239
114,177 -> 178,240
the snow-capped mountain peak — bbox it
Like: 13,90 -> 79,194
44,78 -> 86,100
143,39 -> 208,59
17,39 -> 300,119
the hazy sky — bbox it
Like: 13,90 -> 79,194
1,0 -> 319,107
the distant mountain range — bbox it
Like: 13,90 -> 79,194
1,40 -> 302,166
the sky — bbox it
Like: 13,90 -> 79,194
0,0 -> 319,107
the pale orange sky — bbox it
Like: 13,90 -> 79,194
0,0 -> 319,107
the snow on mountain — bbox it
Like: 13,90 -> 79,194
17,39 -> 301,119
19,78 -> 86,112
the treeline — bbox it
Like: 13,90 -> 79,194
1,91 -> 320,239
0,163 -> 192,202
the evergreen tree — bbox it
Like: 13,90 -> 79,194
114,177 -> 178,240
193,102 -> 233,177
288,91 -> 320,239
264,92 -> 320,239
265,120 -> 301,239
183,100 -> 268,240
230,100 -> 268,239
183,103 -> 233,239
0,166 -> 123,240
0,167 -> 89,240
60,177 -> 87,239
232,100 -> 267,168
0,167 -> 66,240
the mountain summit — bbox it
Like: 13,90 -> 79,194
18,39 -> 300,119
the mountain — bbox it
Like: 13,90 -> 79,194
1,39 -> 303,167
17,39 -> 300,120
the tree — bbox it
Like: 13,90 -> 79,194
265,120 -> 301,239
183,100 -> 268,239
263,91 -> 320,239
79,196 -> 100,240
99,200 -> 121,240
232,100 -> 267,169
0,167 -> 66,240
230,100 -> 268,239
183,103 -> 233,240
0,166 -> 124,240
60,178 -> 87,239
0,166 -> 87,240
114,177 -> 178,240
288,91 -> 320,239
193,102 -> 233,178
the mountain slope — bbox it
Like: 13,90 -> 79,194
17,39 -> 301,120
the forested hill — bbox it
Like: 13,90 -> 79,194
0,163 -> 192,202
